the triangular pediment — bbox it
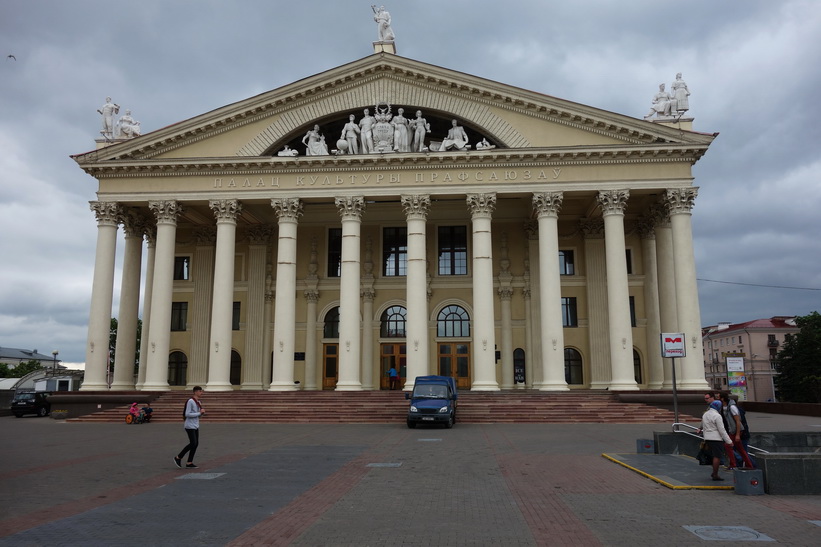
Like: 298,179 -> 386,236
74,53 -> 714,167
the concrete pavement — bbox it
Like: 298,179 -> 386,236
2,411 -> 821,546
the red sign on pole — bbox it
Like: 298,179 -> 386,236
660,333 -> 686,358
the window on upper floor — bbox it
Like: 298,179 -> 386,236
174,256 -> 190,280
232,302 -> 241,331
171,302 -> 188,331
327,228 -> 342,278
559,250 -> 575,275
562,297 -> 578,327
438,226 -> 467,275
383,227 -> 407,277
625,249 -> 633,274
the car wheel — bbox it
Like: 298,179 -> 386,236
407,420 -> 416,429
445,415 -> 454,429
37,407 -> 48,417
14,413 -> 23,418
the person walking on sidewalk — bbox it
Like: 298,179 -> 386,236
720,392 -> 756,468
174,386 -> 205,469
697,399 -> 733,481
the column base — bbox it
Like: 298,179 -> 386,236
79,382 -> 110,391
241,383 -> 264,390
536,383 -> 570,391
109,382 -> 136,391
609,382 -> 640,391
268,382 -> 300,391
470,382 -> 501,392
205,382 -> 234,392
334,382 -> 363,391
139,382 -> 170,391
679,380 -> 710,390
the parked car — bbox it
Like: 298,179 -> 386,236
405,375 -> 458,428
11,391 -> 51,418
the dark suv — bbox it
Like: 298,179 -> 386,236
11,391 -> 51,418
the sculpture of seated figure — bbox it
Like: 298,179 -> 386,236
439,119 -> 470,151
645,83 -> 675,119
117,110 -> 141,138
277,145 -> 298,157
302,124 -> 329,156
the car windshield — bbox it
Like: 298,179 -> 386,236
15,393 -> 35,401
413,385 -> 447,398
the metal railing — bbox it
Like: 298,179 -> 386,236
672,422 -> 769,454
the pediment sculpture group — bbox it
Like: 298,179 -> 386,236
283,104 -> 496,158
644,73 -> 691,120
97,97 -> 142,140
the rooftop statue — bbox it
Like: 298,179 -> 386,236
116,109 -> 141,139
644,83 -> 674,119
372,5 -> 395,42
670,72 -> 690,113
97,97 -> 119,139
645,73 -> 691,120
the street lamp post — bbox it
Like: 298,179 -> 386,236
51,350 -> 59,376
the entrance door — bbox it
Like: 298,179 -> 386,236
323,343 -> 338,390
380,343 -> 406,389
438,343 -> 471,389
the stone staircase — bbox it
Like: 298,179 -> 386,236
69,390 -> 695,424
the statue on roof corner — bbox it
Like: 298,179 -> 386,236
97,97 -> 119,139
372,5 -> 395,42
116,109 -> 141,139
644,73 -> 691,120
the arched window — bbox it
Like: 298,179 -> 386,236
564,348 -> 583,385
633,349 -> 643,384
437,305 -> 470,337
323,307 -> 340,338
168,351 -> 188,386
380,306 -> 407,337
230,350 -> 242,386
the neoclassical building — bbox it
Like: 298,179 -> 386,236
73,47 -> 715,393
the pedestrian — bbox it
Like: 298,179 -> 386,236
388,365 -> 399,390
720,392 -> 756,468
704,391 -> 735,468
697,399 -> 734,481
174,386 -> 204,469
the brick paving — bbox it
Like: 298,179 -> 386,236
2,412 -> 821,546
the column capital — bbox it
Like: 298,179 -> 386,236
90,201 -> 121,226
193,226 -> 217,246
144,224 -> 157,247
400,194 -> 431,220
597,190 -> 630,216
580,218 -> 605,239
247,224 -> 274,245
648,201 -> 671,229
636,216 -> 656,239
664,187 -> 699,215
335,196 -> 366,220
498,286 -> 514,301
304,288 -> 319,303
532,192 -> 563,218
120,208 -> 146,238
209,199 -> 242,223
466,192 -> 496,218
361,286 -> 376,301
524,220 -> 538,240
148,200 -> 183,225
271,197 -> 303,221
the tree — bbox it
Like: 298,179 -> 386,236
109,317 -> 143,374
774,311 -> 821,403
0,360 -> 44,378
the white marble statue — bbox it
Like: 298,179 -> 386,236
476,138 -> 495,150
116,110 -> 141,138
644,83 -> 675,119
302,124 -> 329,156
671,72 -> 690,114
372,5 -> 395,42
97,97 -> 119,138
409,110 -> 430,152
359,108 -> 376,154
277,145 -> 298,157
439,119 -> 470,151
391,107 -> 410,152
340,114 -> 361,154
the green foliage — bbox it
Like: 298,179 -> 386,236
774,311 -> 821,403
0,360 -> 44,378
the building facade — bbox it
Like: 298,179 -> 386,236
702,316 -> 798,401
73,51 -> 715,393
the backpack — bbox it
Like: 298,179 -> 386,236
737,405 -> 750,439
182,399 -> 189,421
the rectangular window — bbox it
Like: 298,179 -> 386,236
170,302 -> 188,331
173,256 -> 190,280
629,296 -> 636,327
559,250 -> 575,275
232,302 -> 241,331
561,297 -> 578,327
438,226 -> 468,275
327,228 -> 342,278
383,227 -> 407,276
625,249 -> 633,275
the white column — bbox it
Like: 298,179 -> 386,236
401,194 -> 431,391
303,238 -> 319,390
245,225 -> 273,390
206,199 -> 242,391
532,193 -> 568,391
666,188 -> 709,390
597,190 -> 637,390
582,219 -> 610,388
467,193 -> 499,391
653,204 -> 678,388
335,196 -> 365,391
360,237 -> 376,390
638,218 -> 664,389
143,200 -> 182,391
189,227 -> 216,387
111,210 -> 145,390
269,198 -> 302,391
263,264 -> 274,388
136,226 -> 156,390
82,201 -> 121,391
524,223 -> 541,388
497,234 -> 514,389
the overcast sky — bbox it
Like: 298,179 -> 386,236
1,0 -> 820,367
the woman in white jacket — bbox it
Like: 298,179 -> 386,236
698,399 -> 733,481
